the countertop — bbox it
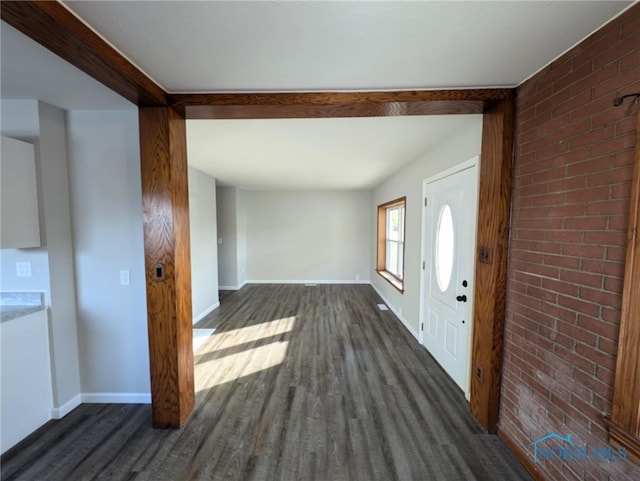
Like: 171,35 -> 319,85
0,292 -> 46,323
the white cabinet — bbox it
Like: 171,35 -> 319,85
1,136 -> 41,248
1,308 -> 53,453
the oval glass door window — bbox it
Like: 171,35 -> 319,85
436,204 -> 454,292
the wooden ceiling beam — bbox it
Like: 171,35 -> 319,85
1,0 -> 167,106
170,89 -> 513,119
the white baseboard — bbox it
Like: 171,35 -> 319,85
245,279 -> 370,285
193,301 -> 219,324
51,393 -> 82,419
370,284 -> 419,340
219,281 -> 247,290
82,393 -> 151,404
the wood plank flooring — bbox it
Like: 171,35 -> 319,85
1,284 -> 532,481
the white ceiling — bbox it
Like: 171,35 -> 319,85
1,2 -> 633,190
62,0 -> 632,92
187,115 -> 479,190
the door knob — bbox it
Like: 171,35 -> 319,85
456,295 -> 467,302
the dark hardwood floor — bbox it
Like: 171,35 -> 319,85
1,284 -> 531,481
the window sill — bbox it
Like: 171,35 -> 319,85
377,270 -> 404,293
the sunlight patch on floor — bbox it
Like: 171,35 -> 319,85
197,340 -> 289,391
207,316 -> 297,350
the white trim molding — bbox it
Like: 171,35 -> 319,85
50,393 -> 82,419
370,283 -> 419,340
219,282 -> 247,291
193,301 -> 220,324
81,393 -> 151,404
246,279 -> 370,285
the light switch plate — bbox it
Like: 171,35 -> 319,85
120,270 -> 130,286
16,262 -> 32,277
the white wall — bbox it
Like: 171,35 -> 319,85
66,110 -> 150,400
0,100 -> 82,414
216,186 -> 239,289
236,189 -> 247,287
371,116 -> 483,337
38,102 -> 82,409
189,167 -> 219,322
245,190 -> 371,283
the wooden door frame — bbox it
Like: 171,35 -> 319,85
1,0 -> 514,432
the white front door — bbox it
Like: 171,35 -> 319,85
420,162 -> 478,397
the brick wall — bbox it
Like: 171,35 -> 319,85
500,5 -> 640,481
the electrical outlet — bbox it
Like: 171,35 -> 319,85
16,262 -> 32,277
120,270 -> 130,286
475,364 -> 484,383
479,246 -> 493,264
356,273 -> 360,281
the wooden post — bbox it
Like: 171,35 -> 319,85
470,99 -> 515,432
139,107 -> 194,428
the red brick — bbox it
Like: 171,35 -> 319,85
566,155 -> 612,177
541,278 -> 579,297
551,91 -> 593,119
577,314 -> 620,340
585,199 -> 630,216
597,336 -> 617,356
545,254 -> 581,269
569,96 -> 615,124
520,109 -> 553,134
528,263 -> 560,280
608,214 -> 630,230
546,204 -> 585,217
562,244 -> 605,259
587,165 -> 633,187
613,149 -> 636,167
583,230 -> 627,246
614,116 -> 638,137
530,241 -> 562,254
580,286 -> 621,306
534,142 -> 570,163
545,230 -> 583,243
611,181 -> 632,198
541,302 -> 577,323
605,246 -> 627,262
526,285 -> 558,303
559,269 -> 603,288
594,31 -> 639,69
517,229 -> 546,241
582,259 -> 626,278
570,62 -> 619,94
565,185 -> 610,203
548,175 -> 587,194
589,133 -> 636,158
573,368 -> 610,398
564,216 -> 608,230
575,343 -> 616,372
603,275 -> 624,294
520,134 -> 551,155
518,181 -> 551,198
558,295 -> 600,317
557,320 -> 598,347
554,345 -> 597,375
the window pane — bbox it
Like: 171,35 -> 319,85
435,204 -> 454,292
387,240 -> 398,275
389,206 -> 404,241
